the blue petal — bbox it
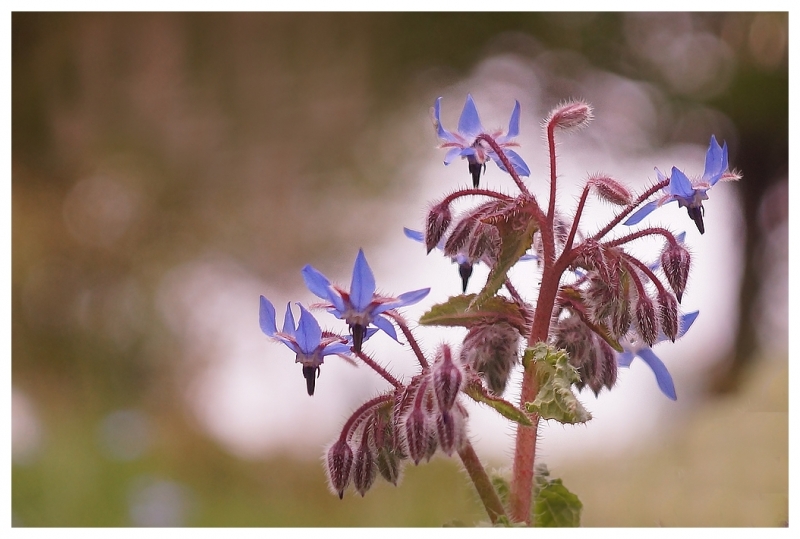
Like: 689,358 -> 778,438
322,342 -> 352,356
506,100 -> 521,139
637,348 -> 677,400
668,167 -> 695,199
301,264 -> 332,300
617,351 -> 635,368
443,147 -> 463,166
403,227 -> 424,243
371,314 -> 399,342
493,149 -> 530,177
624,200 -> 661,226
259,296 -> 278,337
458,94 -> 484,137
677,310 -> 699,339
374,287 -> 431,315
350,249 -> 376,312
434,97 -> 459,143
282,303 -> 296,336
295,304 -> 322,355
703,135 -> 728,185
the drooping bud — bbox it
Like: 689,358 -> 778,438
352,431 -> 377,496
660,243 -> 691,302
589,174 -> 633,206
443,216 -> 475,258
402,382 -> 431,465
657,288 -> 680,342
609,294 -> 633,339
634,293 -> 659,346
584,272 -> 619,324
325,438 -> 354,499
432,344 -> 463,412
460,322 -> 521,395
435,405 -> 467,456
425,201 -> 452,253
467,222 -> 501,263
546,100 -> 594,132
422,390 -> 439,463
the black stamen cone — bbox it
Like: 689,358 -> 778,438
350,324 -> 366,353
458,262 -> 473,293
686,205 -> 705,234
468,162 -> 483,188
302,365 -> 320,396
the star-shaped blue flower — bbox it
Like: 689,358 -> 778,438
259,297 -> 353,395
433,94 -> 531,187
301,249 -> 430,352
617,310 -> 699,400
625,136 -> 739,234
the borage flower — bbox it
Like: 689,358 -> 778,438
433,94 -> 530,187
302,249 -> 430,352
625,136 -> 740,234
259,297 -> 353,396
617,311 -> 699,400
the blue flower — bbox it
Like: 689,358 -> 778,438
301,249 -> 430,352
433,94 -> 531,187
617,311 -> 699,400
259,297 -> 353,395
625,136 -> 739,234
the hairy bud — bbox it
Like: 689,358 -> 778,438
325,438 -> 354,499
432,344 -> 463,412
443,215 -> 475,257
660,242 -> 691,302
352,433 -> 377,496
402,380 -> 432,465
376,445 -> 402,486
460,322 -> 521,395
546,100 -> 593,132
435,405 -> 467,456
657,289 -> 679,342
467,222 -> 501,263
635,293 -> 659,346
590,174 -> 633,206
426,201 -> 452,253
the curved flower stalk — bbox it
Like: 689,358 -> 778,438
433,94 -> 530,187
259,297 -> 353,396
617,310 -> 699,400
302,249 -> 430,352
625,136 -> 740,234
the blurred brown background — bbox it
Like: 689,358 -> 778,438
11,12 -> 787,526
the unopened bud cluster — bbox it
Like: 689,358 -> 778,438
326,344 -> 470,498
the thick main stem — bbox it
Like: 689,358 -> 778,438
458,440 -> 507,524
507,265 -> 559,524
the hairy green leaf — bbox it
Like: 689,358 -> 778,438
463,380 -> 532,426
524,343 -> 592,424
418,294 -> 529,334
532,464 -> 582,527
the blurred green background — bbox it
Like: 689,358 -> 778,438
11,12 -> 788,526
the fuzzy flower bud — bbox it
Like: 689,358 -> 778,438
426,201 -> 452,253
435,404 -> 467,456
432,344 -> 463,412
443,216 -> 475,258
376,445 -> 402,485
352,434 -> 377,496
325,438 -> 354,499
460,322 -> 521,395
467,222 -> 501,263
635,293 -> 659,346
589,174 -> 633,206
658,288 -> 680,342
546,100 -> 593,132
660,242 -> 691,302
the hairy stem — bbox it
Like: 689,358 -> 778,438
384,310 -> 429,369
475,134 -> 531,196
593,178 -> 669,241
354,351 -> 402,388
458,440 -> 507,524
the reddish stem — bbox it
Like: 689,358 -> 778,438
354,350 -> 402,388
384,310 -> 429,370
475,134 -> 531,196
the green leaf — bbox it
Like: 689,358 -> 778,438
418,294 -> 529,334
532,464 -> 583,527
472,198 -> 539,308
463,380 -> 532,426
524,343 -> 592,424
